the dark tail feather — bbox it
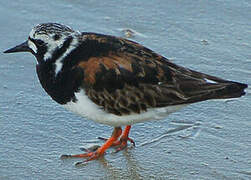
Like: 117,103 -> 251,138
179,68 -> 248,101
214,81 -> 248,99
187,81 -> 248,104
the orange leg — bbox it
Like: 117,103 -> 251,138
98,125 -> 135,152
61,127 -> 122,164
116,125 -> 135,152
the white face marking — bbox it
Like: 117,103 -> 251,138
204,78 -> 218,84
63,90 -> 186,126
29,27 -> 61,60
44,34 -> 63,60
27,40 -> 37,54
28,25 -> 80,76
54,37 -> 78,75
29,25 -> 75,61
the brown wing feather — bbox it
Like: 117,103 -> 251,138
75,33 -> 247,116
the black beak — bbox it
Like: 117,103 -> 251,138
4,41 -> 31,53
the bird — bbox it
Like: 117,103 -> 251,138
4,23 -> 248,164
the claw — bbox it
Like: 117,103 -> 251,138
75,161 -> 85,166
127,137 -> 136,146
98,137 -> 108,141
75,152 -> 101,166
60,154 -> 72,159
75,160 -> 90,166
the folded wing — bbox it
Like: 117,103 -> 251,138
74,33 -> 247,116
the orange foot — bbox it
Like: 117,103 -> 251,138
60,126 -> 134,165
98,125 -> 135,152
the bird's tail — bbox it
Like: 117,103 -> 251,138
169,65 -> 248,104
177,70 -> 248,103
190,81 -> 248,102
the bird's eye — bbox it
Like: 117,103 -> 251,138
35,40 -> 44,46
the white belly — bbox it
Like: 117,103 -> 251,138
63,90 -> 186,127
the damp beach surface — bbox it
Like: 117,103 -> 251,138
0,0 -> 251,179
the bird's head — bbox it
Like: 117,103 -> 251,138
4,23 -> 80,63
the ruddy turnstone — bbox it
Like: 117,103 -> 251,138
4,23 -> 248,164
